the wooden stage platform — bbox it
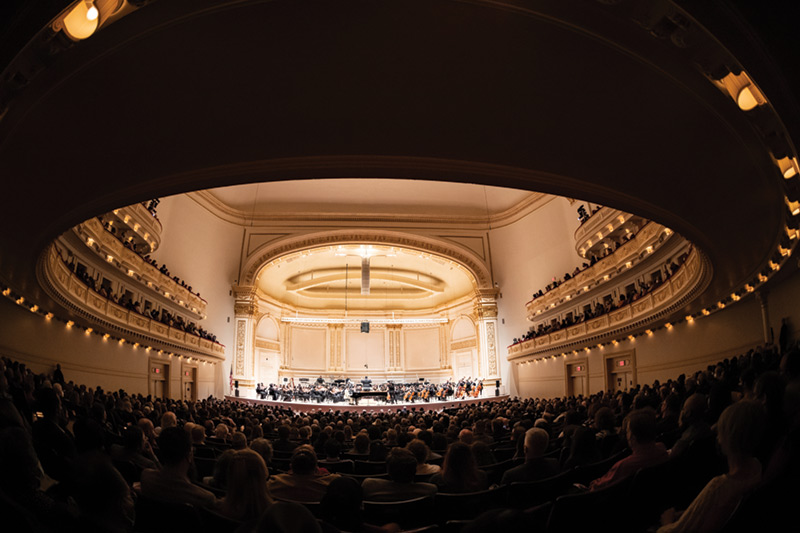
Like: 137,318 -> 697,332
224,393 -> 510,413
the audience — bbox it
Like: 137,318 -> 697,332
0,341 -> 796,531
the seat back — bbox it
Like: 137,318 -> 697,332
508,469 -> 574,508
354,460 -> 387,475
546,477 -> 633,533
434,485 -> 509,522
320,459 -> 354,474
133,496 -> 203,533
363,495 -> 436,529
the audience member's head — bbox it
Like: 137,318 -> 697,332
406,439 -> 431,465
320,476 -> 363,532
157,426 -> 192,468
291,445 -> 319,475
223,449 -> 273,522
231,431 -> 248,450
524,427 -> 549,460
386,447 -> 417,483
717,400 -> 766,458
625,408 -> 658,448
250,437 -> 273,466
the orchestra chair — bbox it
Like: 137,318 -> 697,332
545,476 -> 633,533
354,460 -> 387,475
434,485 -> 510,523
319,459 -> 354,474
133,496 -> 203,533
568,448 -> 630,486
192,456 -> 217,480
198,506 -> 243,533
507,469 -> 574,509
479,457 -> 523,485
363,495 -> 436,529
340,472 -> 389,484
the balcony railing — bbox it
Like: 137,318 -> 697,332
109,202 -> 162,252
526,221 -> 673,320
41,244 -> 225,359
509,246 -> 708,359
75,217 -> 206,318
574,207 -> 645,259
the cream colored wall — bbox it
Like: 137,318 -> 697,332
489,197 -> 581,395
290,327 -> 327,370
346,328 -> 387,371
0,296 -> 216,398
403,327 -> 441,370
152,194 -> 243,395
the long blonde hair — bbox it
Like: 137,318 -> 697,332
222,449 -> 273,521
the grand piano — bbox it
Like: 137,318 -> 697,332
350,390 -> 390,405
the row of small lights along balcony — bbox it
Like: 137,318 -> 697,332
574,209 -> 648,261
102,203 -> 162,253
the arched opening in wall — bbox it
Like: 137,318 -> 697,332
565,359 -> 588,397
605,352 -> 637,393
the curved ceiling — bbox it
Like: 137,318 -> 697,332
256,243 -> 476,312
0,0 -> 797,321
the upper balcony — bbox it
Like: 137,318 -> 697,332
102,202 -> 163,253
574,207 -> 647,261
527,221 -> 674,320
41,244 -> 224,360
509,245 -> 708,359
74,217 -> 206,318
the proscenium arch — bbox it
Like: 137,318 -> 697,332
0,0 -> 792,322
241,228 -> 493,293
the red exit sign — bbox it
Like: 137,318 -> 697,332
618,360 -> 628,367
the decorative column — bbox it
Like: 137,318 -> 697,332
232,285 -> 259,396
386,325 -> 402,371
329,323 -> 344,372
438,323 -> 449,369
474,289 -> 500,381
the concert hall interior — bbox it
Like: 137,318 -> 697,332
0,0 -> 798,402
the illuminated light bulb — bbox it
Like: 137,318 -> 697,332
16,297 -> 25,305
665,228 -> 673,236
612,340 -> 619,346
732,293 -> 740,301
103,333 -> 110,340
625,261 -> 632,268
583,286 -> 589,292
133,223 -> 140,232
646,246 -> 653,253
777,157 -> 799,179
85,327 -> 92,335
718,302 -> 726,309
745,284 -> 754,293
127,269 -> 134,276
30,305 -> 38,313
737,85 -> 764,111
87,237 -> 94,245
2,288 -> 9,296
597,344 -> 603,349
113,210 -> 119,215
119,338 -> 125,345
46,313 -> 53,320
145,346 -> 151,352
646,329 -> 653,336
618,215 -> 625,223
123,215 -> 130,223
133,343 -> 139,349
565,295 -> 571,300
584,347 -> 590,352
628,335 -> 635,341
758,273 -> 768,282
702,309 -> 710,316
769,261 -> 780,271
66,320 -> 74,328
603,275 -> 609,281
106,255 -> 113,262
665,323 -> 672,329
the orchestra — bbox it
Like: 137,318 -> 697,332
254,376 -> 484,405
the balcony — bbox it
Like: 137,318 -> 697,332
74,217 -> 206,318
508,246 -> 708,359
106,202 -> 162,252
41,244 -> 224,359
574,207 -> 647,260
527,221 -> 674,320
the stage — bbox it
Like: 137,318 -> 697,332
224,393 -> 510,413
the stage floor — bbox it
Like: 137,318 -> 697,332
224,393 -> 510,413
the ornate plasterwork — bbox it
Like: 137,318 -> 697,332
255,339 -> 280,351
241,230 -> 492,290
235,319 -> 246,375
451,338 -> 477,351
486,321 -> 498,377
